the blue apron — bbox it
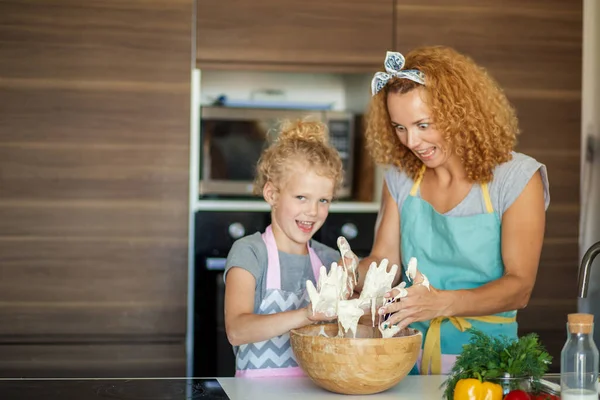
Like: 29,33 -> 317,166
400,166 -> 517,375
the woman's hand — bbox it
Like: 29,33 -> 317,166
337,236 -> 360,297
378,269 -> 449,331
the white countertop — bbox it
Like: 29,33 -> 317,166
217,375 -> 446,400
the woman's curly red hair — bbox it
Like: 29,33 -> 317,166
365,46 -> 519,183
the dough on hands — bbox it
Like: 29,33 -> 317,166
377,258 -> 431,338
390,281 -> 408,301
359,259 -> 399,302
306,262 -> 347,317
306,256 -> 424,340
337,236 -> 359,291
337,298 -> 365,338
380,324 -> 401,338
405,257 -> 430,290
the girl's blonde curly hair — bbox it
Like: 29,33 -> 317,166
254,119 -> 344,195
366,46 -> 519,183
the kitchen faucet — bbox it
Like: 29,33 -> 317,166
578,241 -> 600,298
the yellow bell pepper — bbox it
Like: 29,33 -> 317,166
453,378 -> 503,400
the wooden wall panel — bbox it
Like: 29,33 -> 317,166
0,0 -> 192,376
0,303 -> 186,338
0,201 -> 187,238
532,240 -> 580,296
543,205 -> 580,239
0,239 -> 187,337
398,0 -> 577,9
0,1 -> 190,83
394,3 -> 582,91
528,153 -> 580,205
0,87 -> 189,145
0,343 -> 186,378
395,1 -> 582,371
511,97 -> 581,153
0,144 -> 188,201
0,240 -> 188,298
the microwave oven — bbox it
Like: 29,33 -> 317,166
198,106 -> 355,198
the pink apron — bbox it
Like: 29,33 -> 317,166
235,225 -> 323,378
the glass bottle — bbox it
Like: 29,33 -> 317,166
560,313 -> 599,399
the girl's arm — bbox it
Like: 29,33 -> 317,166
383,171 -> 546,328
352,181 -> 403,293
224,267 -> 329,346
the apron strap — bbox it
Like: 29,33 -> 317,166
421,315 -> 516,374
262,225 -> 324,290
307,247 -> 324,284
262,225 -> 281,290
409,165 -> 495,214
481,183 -> 494,214
409,165 -> 427,196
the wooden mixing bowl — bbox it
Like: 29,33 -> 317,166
290,323 -> 422,395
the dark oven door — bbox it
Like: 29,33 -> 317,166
194,255 -> 233,377
318,212 -> 377,258
193,210 -> 270,377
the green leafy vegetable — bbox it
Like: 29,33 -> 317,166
441,328 -> 552,399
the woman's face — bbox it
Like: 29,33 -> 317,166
386,87 -> 453,169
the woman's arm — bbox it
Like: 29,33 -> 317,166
353,181 -> 403,293
445,170 -> 546,315
224,267 -> 330,346
382,171 -> 546,329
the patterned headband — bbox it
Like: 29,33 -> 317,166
371,51 -> 426,96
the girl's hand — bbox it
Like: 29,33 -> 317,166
305,303 -> 337,323
306,264 -> 346,315
378,269 -> 449,331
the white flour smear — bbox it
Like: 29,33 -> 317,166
307,250 -> 430,338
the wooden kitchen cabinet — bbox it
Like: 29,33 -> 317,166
196,0 -> 394,72
394,1 -> 581,91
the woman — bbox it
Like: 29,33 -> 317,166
352,46 -> 550,375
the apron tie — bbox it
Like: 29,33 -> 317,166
421,315 -> 517,375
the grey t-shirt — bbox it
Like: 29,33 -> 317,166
385,152 -> 550,218
224,232 -> 340,313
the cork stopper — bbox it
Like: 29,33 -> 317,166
568,313 -> 594,334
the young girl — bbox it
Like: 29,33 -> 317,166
224,119 -> 346,378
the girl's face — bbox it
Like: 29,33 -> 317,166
387,88 -> 454,169
264,163 -> 335,255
